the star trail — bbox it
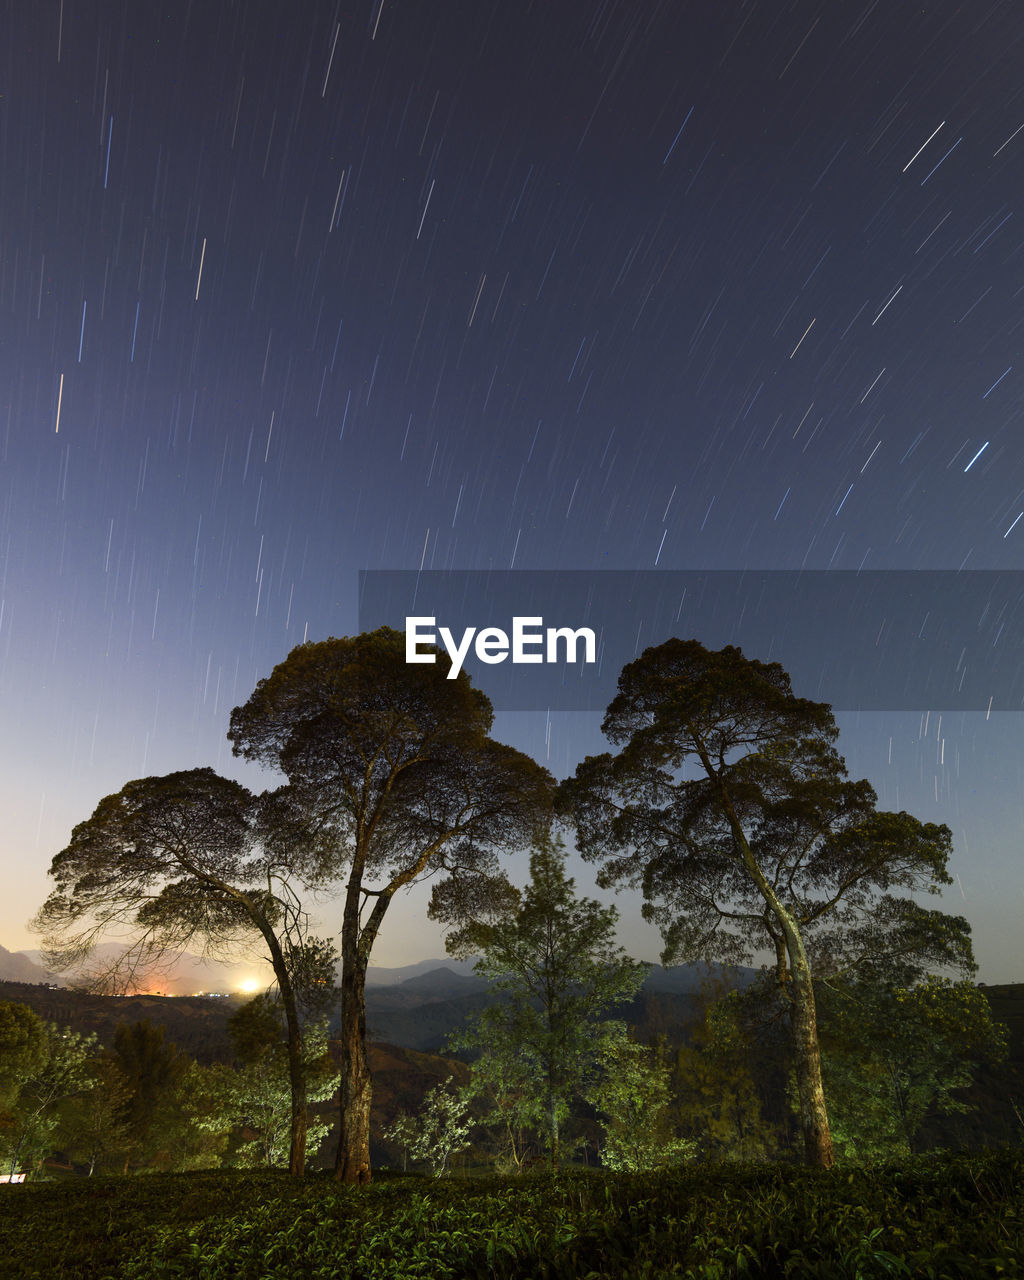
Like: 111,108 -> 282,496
1,1 -> 1023,976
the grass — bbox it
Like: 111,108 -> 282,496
1,1152 -> 1022,1279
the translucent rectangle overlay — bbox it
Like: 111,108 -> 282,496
358,570 -> 1024,712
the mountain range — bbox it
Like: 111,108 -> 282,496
3,943 -> 757,1001
8,944 -> 265,995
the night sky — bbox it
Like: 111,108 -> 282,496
2,1 -> 1023,979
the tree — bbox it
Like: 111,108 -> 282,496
228,627 -> 553,1183
33,768 -> 331,1175
672,986 -> 788,1162
57,1058 -> 132,1175
587,1028 -> 693,1171
108,1020 -> 190,1170
818,976 -> 1007,1159
559,638 -> 973,1168
440,835 -> 648,1170
0,1005 -> 97,1179
383,1079 -> 472,1176
0,1003 -> 49,1107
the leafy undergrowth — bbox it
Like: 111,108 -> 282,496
1,1153 -> 1022,1279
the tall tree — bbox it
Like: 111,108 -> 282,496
559,638 -> 973,1168
228,627 -> 553,1183
439,835 -> 648,1170
33,768 -> 329,1175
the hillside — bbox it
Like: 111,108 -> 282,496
0,981 -> 243,1064
360,961 -> 751,1051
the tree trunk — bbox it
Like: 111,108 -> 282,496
335,951 -> 372,1183
787,956 -> 834,1169
260,924 -> 308,1176
283,1021 -> 308,1176
705,756 -> 835,1170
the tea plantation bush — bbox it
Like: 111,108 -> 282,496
1,1153 -> 1021,1279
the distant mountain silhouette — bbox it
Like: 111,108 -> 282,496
0,945 -> 52,984
10,941 -> 758,1005
15,943 -> 268,996
363,958 -> 483,986
393,967 -> 490,996
641,963 -> 759,994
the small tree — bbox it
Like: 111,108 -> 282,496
560,638 -> 974,1168
457,1038 -> 540,1173
588,1029 -> 693,1171
196,994 -> 336,1168
673,988 -> 785,1162
384,1079 -> 472,1176
0,1006 -> 97,1180
439,834 -> 648,1170
0,1003 -> 48,1106
108,1020 -> 189,1170
57,1058 -> 132,1176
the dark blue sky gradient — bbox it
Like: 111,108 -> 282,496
2,1 -> 1023,977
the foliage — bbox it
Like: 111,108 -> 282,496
672,986 -> 786,1162
183,995 -> 336,1169
0,1004 -> 219,1178
63,1019 -> 225,1175
0,1002 -> 50,1105
559,637 -> 975,1168
455,1034 -> 541,1173
54,1057 -> 132,1175
2,1153 -> 1023,1279
281,936 -> 339,1027
109,1020 -> 190,1164
383,1079 -> 472,1176
445,834 -> 648,1169
35,770 -> 263,977
587,1028 -> 693,1171
0,1005 -> 97,1179
819,976 -> 1009,1160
